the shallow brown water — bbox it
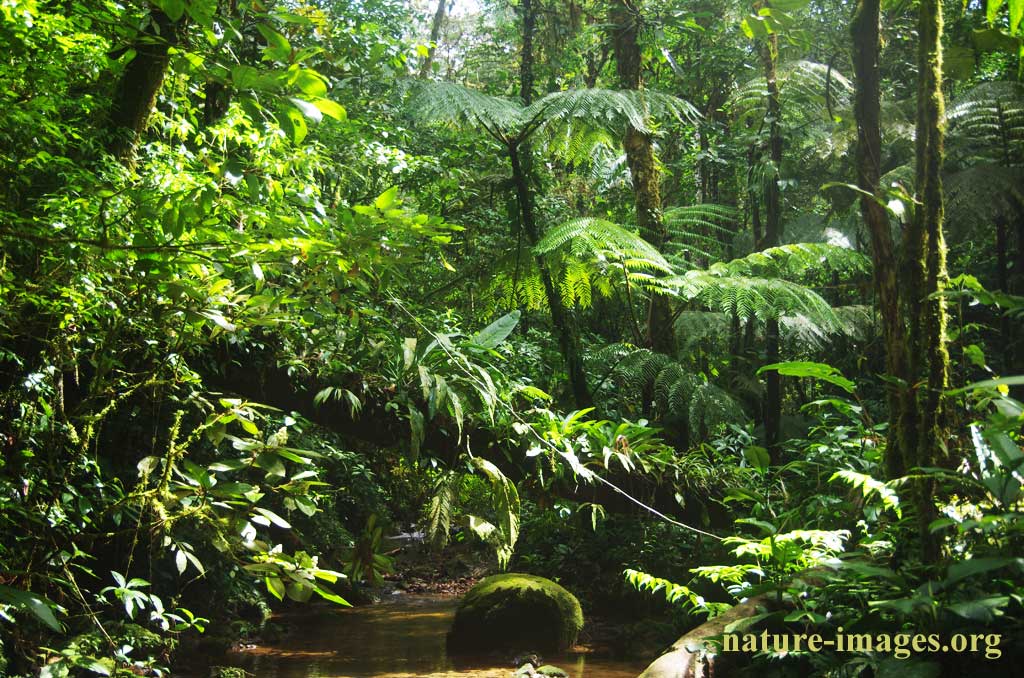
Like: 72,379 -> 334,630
219,594 -> 645,678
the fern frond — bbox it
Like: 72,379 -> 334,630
947,82 -> 1024,165
945,164 -> 1024,240
670,272 -> 840,328
406,81 -> 526,137
425,471 -> 462,550
708,242 -> 871,281
535,217 -> 673,273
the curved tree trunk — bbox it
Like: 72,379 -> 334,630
419,0 -> 448,79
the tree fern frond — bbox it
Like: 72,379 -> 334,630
669,272 -> 840,328
527,88 -> 700,139
535,217 -> 673,273
947,82 -> 1024,164
945,164 -> 1024,240
708,242 -> 871,281
406,80 -> 525,137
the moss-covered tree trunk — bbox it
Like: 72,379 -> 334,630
108,8 -> 183,160
758,18 -> 783,452
851,0 -> 916,480
610,0 -> 675,355
908,0 -> 950,564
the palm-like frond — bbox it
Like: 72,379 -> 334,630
710,242 -> 871,282
528,88 -> 700,136
407,82 -> 701,152
945,164 -> 1024,241
730,60 -> 853,124
535,217 -> 672,273
947,82 -> 1024,165
406,80 -> 525,137
670,272 -> 840,327
663,203 -> 741,266
602,346 -> 746,441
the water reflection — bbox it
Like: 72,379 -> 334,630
227,594 -> 644,678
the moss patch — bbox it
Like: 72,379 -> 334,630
447,573 -> 584,654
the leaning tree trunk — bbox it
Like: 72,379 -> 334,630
610,0 -> 676,355
758,20 -> 783,453
906,0 -> 949,564
851,0 -> 916,480
108,8 -> 183,160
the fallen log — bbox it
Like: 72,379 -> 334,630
637,594 -> 774,678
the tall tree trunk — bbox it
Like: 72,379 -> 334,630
851,0 -> 915,480
610,0 -> 676,355
419,0 -> 448,79
513,0 -> 592,408
758,19 -> 783,452
908,0 -> 950,564
108,8 -> 183,160
509,146 -> 592,408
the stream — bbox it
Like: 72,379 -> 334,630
209,593 -> 647,678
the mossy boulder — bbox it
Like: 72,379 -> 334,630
447,573 -> 584,654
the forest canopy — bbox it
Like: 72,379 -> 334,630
1,0 -> 1024,676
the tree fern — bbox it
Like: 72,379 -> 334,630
944,164 -> 1024,241
947,82 -> 1024,165
730,60 -> 853,125
663,203 -> 741,266
671,273 -> 840,328
708,242 -> 871,281
535,217 -> 672,272
406,80 -> 526,137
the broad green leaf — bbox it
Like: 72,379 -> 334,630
289,97 -> 323,123
313,98 -> 346,121
294,69 -> 328,96
470,310 -> 520,349
758,361 -> 855,393
0,585 -> 62,631
375,186 -> 400,210
156,0 -> 186,22
945,557 -> 1024,585
265,575 -> 285,600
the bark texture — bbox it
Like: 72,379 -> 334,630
610,0 -> 676,355
757,16 -> 783,453
850,0 -> 916,480
908,0 -> 950,563
418,0 -> 448,79
108,8 -> 183,160
513,0 -> 592,408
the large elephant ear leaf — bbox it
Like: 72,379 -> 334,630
470,310 -> 521,349
0,584 -> 62,631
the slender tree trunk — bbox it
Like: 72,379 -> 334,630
509,146 -> 592,408
610,0 -> 675,355
758,21 -> 783,452
419,0 -> 448,79
108,8 -> 183,160
851,0 -> 915,480
907,0 -> 949,564
512,0 -> 591,408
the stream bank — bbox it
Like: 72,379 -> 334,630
185,593 -> 647,678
